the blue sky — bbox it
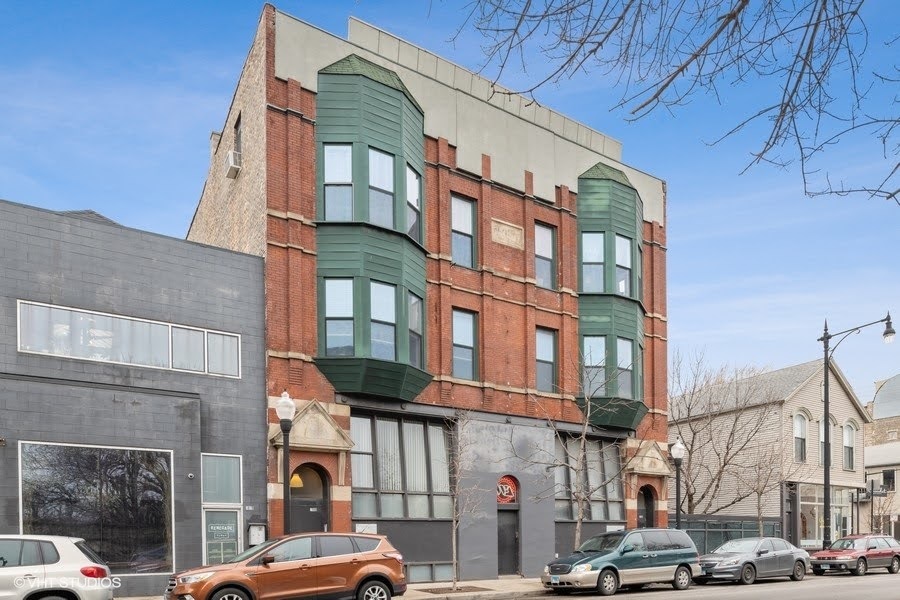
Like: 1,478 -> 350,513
1,1 -> 897,401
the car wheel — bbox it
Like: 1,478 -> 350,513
812,567 -> 824,576
211,588 -> 250,600
889,556 -> 900,574
672,565 -> 692,590
790,560 -> 806,581
739,564 -> 756,585
357,580 -> 391,600
852,558 -> 867,576
596,569 -> 618,596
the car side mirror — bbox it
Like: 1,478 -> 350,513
621,544 -> 634,554
261,554 -> 276,565
757,549 -> 769,556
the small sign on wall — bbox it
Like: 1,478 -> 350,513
497,475 -> 519,504
491,220 -> 524,250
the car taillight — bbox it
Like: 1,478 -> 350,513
81,566 -> 108,578
383,552 -> 403,563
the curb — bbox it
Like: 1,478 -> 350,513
407,590 -> 548,600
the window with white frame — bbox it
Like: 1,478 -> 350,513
406,166 -> 421,242
452,309 -> 476,380
370,282 -> 396,360
369,148 -> 395,229
451,196 -> 475,268
536,328 -> 557,393
843,423 -> 855,470
615,235 -> 632,295
350,415 -> 451,519
535,223 -> 555,289
324,144 -> 353,221
616,338 -> 634,399
18,301 -> 239,377
201,454 -> 243,565
583,336 -> 606,398
581,232 -> 604,293
325,279 -> 354,356
794,414 -> 808,463
408,292 -> 423,369
819,419 -> 827,466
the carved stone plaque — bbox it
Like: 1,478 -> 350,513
491,219 -> 524,250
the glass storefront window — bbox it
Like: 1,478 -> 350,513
202,455 -> 241,504
20,442 -> 173,574
798,483 -> 853,548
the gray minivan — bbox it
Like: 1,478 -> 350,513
541,528 -> 701,596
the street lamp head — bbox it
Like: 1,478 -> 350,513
671,437 -> 686,461
884,312 -> 895,344
275,390 -> 297,421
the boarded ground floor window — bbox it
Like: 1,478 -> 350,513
20,441 -> 173,574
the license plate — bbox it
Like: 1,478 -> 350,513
551,576 -> 560,584
821,564 -> 831,569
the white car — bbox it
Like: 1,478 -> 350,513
0,535 -> 115,600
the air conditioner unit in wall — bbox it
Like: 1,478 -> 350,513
225,150 -> 242,179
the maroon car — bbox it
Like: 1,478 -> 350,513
809,534 -> 900,576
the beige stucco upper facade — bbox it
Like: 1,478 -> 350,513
272,10 -> 666,225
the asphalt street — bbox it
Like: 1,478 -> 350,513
552,570 -> 899,599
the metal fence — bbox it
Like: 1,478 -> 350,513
672,516 -> 782,555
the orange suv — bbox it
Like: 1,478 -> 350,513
165,533 -> 406,600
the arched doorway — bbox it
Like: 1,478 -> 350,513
637,485 -> 656,528
289,463 -> 329,533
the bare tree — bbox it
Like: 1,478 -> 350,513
669,350 -> 787,517
732,430 -> 803,535
870,489 -> 896,534
457,0 -> 898,203
505,353 -> 645,549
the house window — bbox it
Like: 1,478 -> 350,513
18,301 -> 240,378
582,336 -> 606,398
20,442 -> 173,574
554,437 -> 624,521
843,423 -> 855,470
581,232 -> 604,293
452,309 -> 476,380
325,279 -> 354,356
616,338 -> 633,399
794,414 -> 808,463
408,292 -> 423,369
536,328 -> 557,392
451,196 -> 475,268
370,282 -> 396,360
406,166 -> 421,242
884,470 -> 895,492
369,148 -> 394,229
535,223 -> 555,289
324,144 -> 353,221
615,235 -> 632,295
819,419 -> 827,466
350,415 -> 451,519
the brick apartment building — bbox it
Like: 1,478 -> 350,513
188,4 -> 669,580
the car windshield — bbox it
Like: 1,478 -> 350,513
223,538 -> 281,563
713,539 -> 759,554
829,538 -> 867,551
577,533 -> 624,553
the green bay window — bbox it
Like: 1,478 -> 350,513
615,235 -> 632,296
406,166 -> 422,242
616,338 -> 634,399
408,292 -> 423,369
368,148 -> 395,229
324,144 -> 353,221
581,232 -> 604,292
583,336 -> 606,398
325,279 -> 354,356
370,282 -> 396,360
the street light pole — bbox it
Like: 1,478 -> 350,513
817,312 -> 894,550
275,391 -> 297,536
671,437 -> 686,530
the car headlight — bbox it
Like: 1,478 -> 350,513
544,565 -> 550,574
720,558 -> 740,567
571,564 -> 593,573
178,572 -> 214,585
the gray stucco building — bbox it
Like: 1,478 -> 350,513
0,200 -> 267,596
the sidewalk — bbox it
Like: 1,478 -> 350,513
403,577 -> 546,600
